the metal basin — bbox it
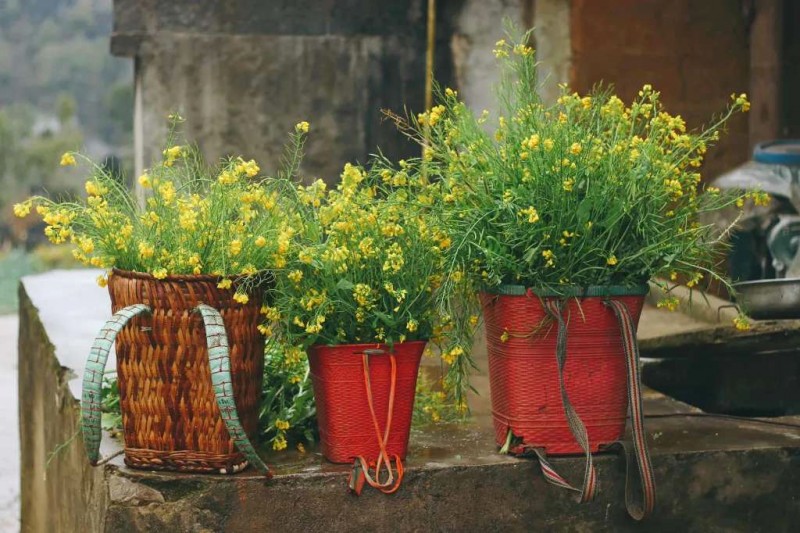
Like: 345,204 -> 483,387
734,278 -> 800,319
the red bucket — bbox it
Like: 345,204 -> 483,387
481,289 -> 646,455
308,341 -> 425,463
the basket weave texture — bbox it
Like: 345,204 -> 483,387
308,341 -> 425,464
108,269 -> 265,473
481,290 -> 646,455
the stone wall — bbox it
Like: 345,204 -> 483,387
113,0 -> 446,183
18,283 -> 109,533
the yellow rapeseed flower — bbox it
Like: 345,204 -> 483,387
607,255 -> 618,266
520,206 -> 539,223
295,121 -> 310,133
60,152 -> 76,166
152,268 -> 168,279
733,314 -> 751,331
233,292 -> 249,304
13,202 -> 31,218
217,278 -> 233,289
138,173 -> 152,188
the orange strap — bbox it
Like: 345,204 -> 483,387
348,350 -> 404,495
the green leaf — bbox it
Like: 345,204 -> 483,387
335,278 -> 354,291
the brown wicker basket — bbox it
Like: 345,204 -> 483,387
107,269 -> 265,473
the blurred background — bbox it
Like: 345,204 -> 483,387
0,0 -> 131,313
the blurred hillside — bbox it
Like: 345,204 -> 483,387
0,0 -> 132,248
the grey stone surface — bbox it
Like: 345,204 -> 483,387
0,314 -> 19,532
17,269 -> 800,531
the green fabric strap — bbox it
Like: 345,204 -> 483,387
81,304 -> 151,465
195,304 -> 271,476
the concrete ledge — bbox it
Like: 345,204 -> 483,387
19,270 -> 800,531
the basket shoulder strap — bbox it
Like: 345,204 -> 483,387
534,299 -> 598,502
603,299 -> 656,520
348,351 -> 404,495
81,303 -> 151,465
195,304 -> 271,477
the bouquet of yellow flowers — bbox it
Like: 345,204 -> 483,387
396,29 -> 764,328
265,157 -> 475,411
14,118 -> 308,298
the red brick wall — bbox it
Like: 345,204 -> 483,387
569,0 -> 751,181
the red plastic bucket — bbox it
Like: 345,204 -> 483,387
481,289 -> 647,455
308,341 -> 425,463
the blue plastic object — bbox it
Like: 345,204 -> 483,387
753,140 -> 800,166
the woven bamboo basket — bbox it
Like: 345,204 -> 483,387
481,285 -> 648,456
106,269 -> 265,473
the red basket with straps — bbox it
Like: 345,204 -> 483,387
308,341 -> 425,464
481,286 -> 647,456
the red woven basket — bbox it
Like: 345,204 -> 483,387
308,341 -> 425,464
481,287 -> 647,456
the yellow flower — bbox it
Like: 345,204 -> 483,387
13,202 -> 31,218
520,206 -> 539,223
163,146 -> 183,166
158,181 -> 176,204
96,274 -> 108,288
543,138 -> 554,151
152,268 -> 168,279
85,180 -> 107,197
657,296 -> 679,312
500,330 -> 510,343
406,319 -> 418,332
218,170 -> 237,185
138,242 -> 155,259
60,152 -> 76,166
298,250 -> 313,264
606,255 -> 618,266
295,121 -> 310,133
570,142 -> 583,155
255,236 -> 267,247
229,239 -> 242,256
235,159 -> 260,178
272,435 -> 287,451
275,419 -> 291,431
670,271 -> 678,281
233,292 -> 249,304
287,270 -> 303,283
469,315 -> 479,327
732,93 -> 750,112
217,278 -> 233,290
138,173 -> 152,188
562,178 -> 575,192
733,314 -> 751,331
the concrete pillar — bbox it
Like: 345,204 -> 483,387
112,0 -> 433,183
748,0 -> 784,146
